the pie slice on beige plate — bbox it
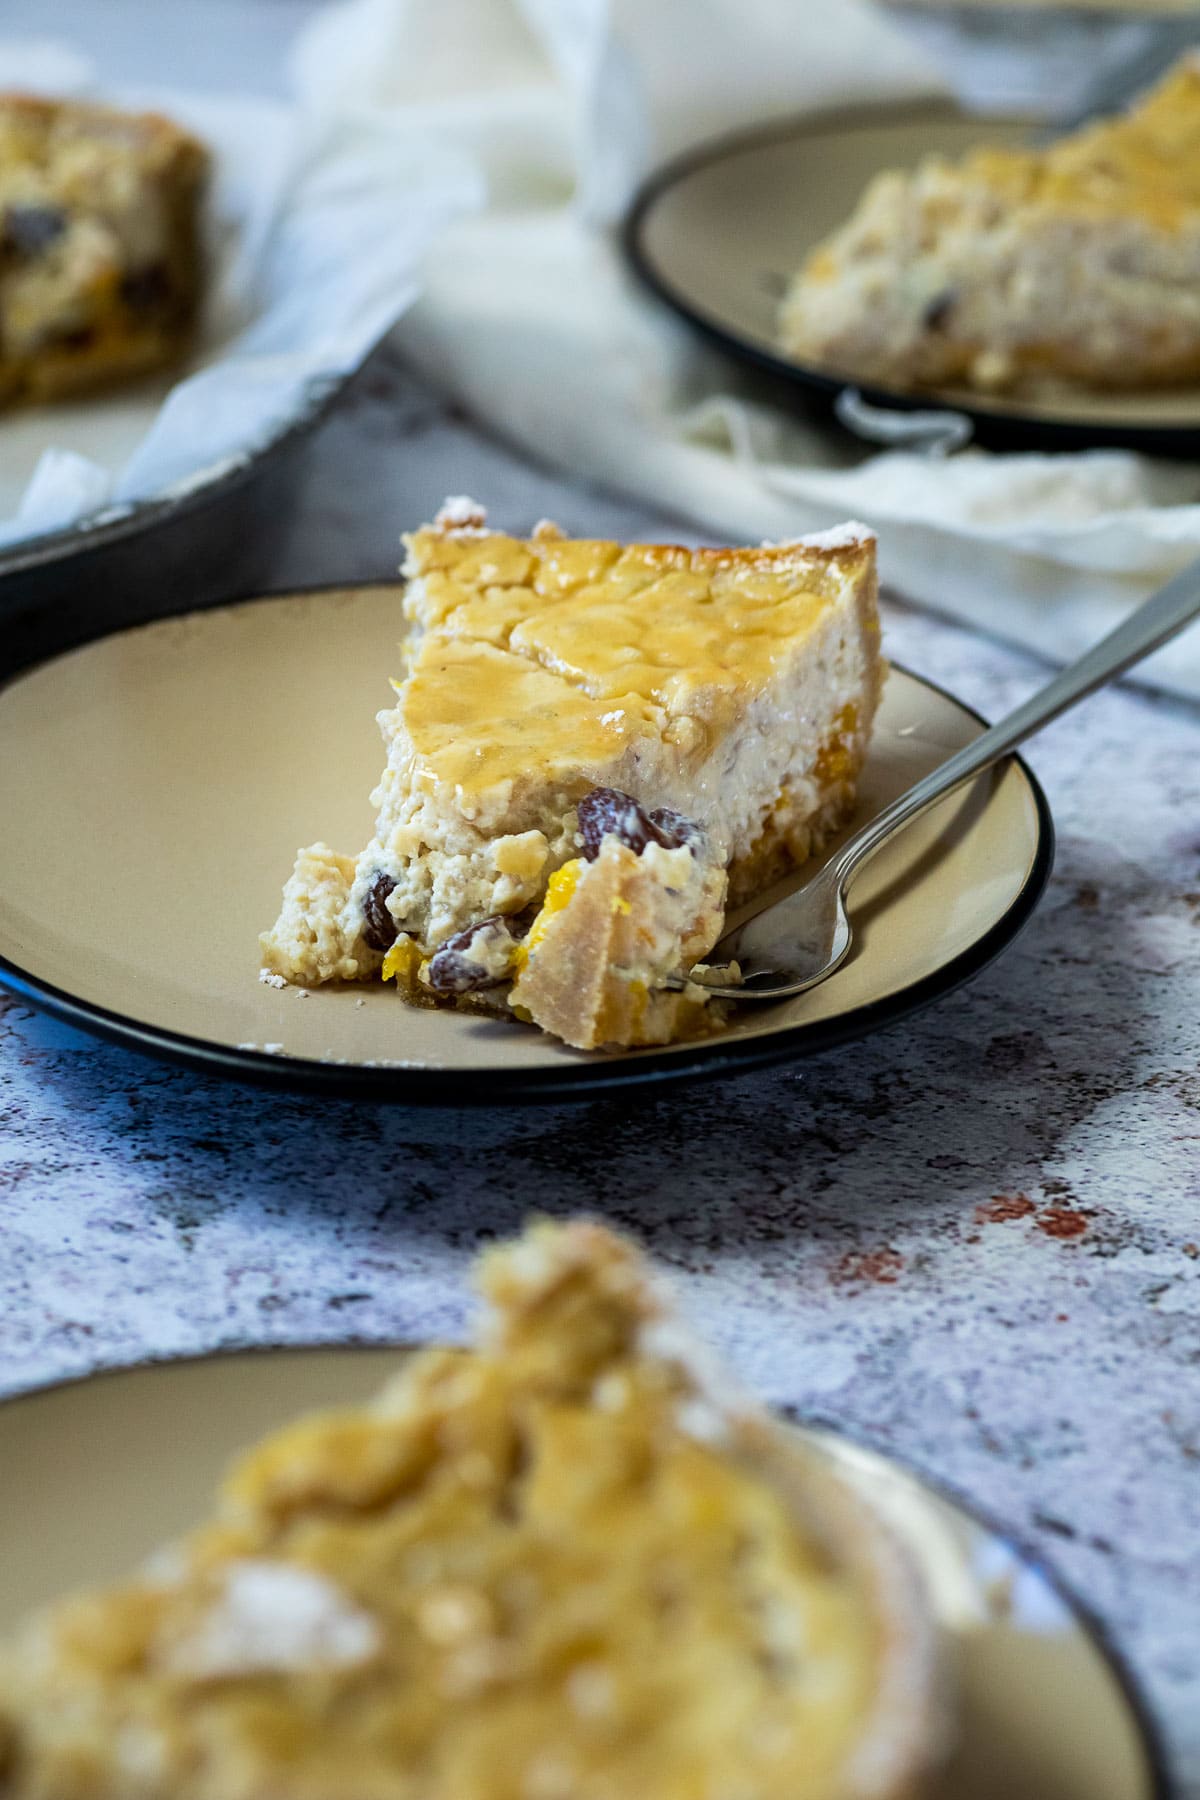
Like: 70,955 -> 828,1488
0,1220 -> 943,1799
260,501 -> 884,1050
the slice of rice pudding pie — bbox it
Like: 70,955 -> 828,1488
260,500 -> 884,1050
778,58 -> 1200,395
0,1221 -> 943,1800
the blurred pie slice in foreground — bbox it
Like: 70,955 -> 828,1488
0,1220 -> 943,1799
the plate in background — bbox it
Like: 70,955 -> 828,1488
0,583 -> 1052,1103
0,1345 -> 1168,1800
625,100 -> 1200,456
880,6 -> 1200,123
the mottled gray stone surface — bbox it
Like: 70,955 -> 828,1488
2,2 -> 1199,1789
2,346 -> 1198,1793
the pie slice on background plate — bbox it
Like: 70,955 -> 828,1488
0,1220 -> 944,1799
778,58 -> 1200,395
260,500 -> 884,1050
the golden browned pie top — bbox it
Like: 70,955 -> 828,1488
0,1224 -> 911,1800
953,60 -> 1200,229
398,515 -> 875,799
0,92 -> 208,206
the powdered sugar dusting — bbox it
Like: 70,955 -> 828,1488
789,521 -> 875,552
762,521 -> 874,553
637,1310 -> 749,1447
163,1561 -> 381,1680
435,495 -> 488,532
479,1224 -> 749,1446
674,1394 -> 733,1445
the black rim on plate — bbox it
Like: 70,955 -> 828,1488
0,573 -> 1055,1104
0,1343 -> 1174,1798
622,100 -> 1200,459
793,1398 -> 1175,1800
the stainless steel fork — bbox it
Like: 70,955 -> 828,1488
669,560 -> 1200,1002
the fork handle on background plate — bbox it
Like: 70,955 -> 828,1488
1046,17 -> 1200,139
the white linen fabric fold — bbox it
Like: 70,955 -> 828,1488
295,0 -> 1200,700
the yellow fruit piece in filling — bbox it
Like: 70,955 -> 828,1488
513,859 -> 584,973
381,936 -> 422,984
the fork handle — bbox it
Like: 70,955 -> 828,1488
829,558 -> 1200,886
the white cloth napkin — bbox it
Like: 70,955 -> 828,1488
294,0 -> 1200,701
0,47 -> 481,547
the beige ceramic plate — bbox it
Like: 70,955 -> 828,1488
0,1346 -> 1167,1799
625,101 -> 1200,454
0,583 -> 1051,1102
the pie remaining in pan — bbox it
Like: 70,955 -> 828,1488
0,92 -> 208,406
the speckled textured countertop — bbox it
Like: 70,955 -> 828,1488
2,347 -> 1198,1791
2,3 -> 1200,1791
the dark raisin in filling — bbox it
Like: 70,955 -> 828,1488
922,290 -> 957,332
362,873 -> 398,951
576,787 -> 702,860
646,806 -> 702,851
119,263 -> 173,315
2,203 -> 67,259
426,916 -> 513,995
